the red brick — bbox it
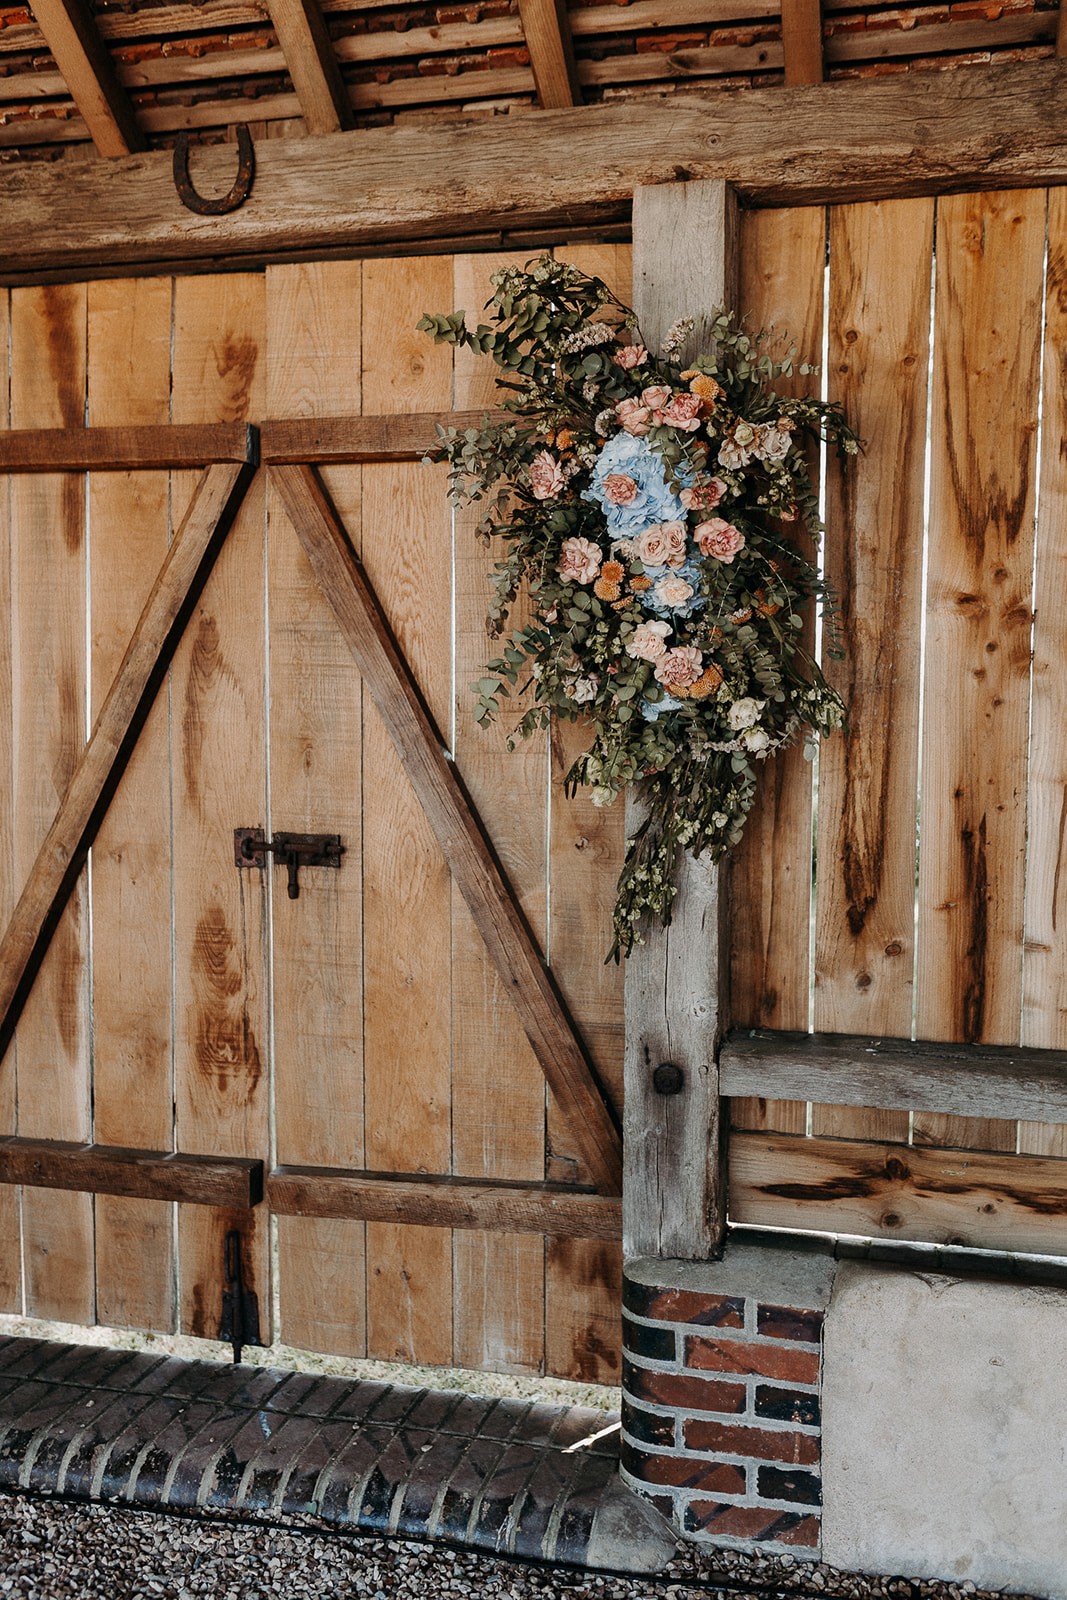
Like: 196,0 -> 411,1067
625,1284 -> 745,1328
684,1500 -> 811,1540
685,1336 -> 820,1386
775,1514 -> 822,1547
682,1420 -> 820,1466
623,1363 -> 746,1415
623,1446 -> 746,1496
755,1304 -> 823,1345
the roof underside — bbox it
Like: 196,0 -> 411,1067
0,0 -> 1063,164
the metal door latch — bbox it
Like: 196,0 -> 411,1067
219,1229 -> 261,1366
235,828 -> 344,898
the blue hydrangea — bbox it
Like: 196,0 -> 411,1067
640,693 -> 685,722
582,432 -> 685,535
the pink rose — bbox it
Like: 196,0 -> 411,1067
557,536 -> 602,585
654,645 -> 704,689
636,520 -> 688,569
615,397 -> 651,436
696,518 -> 746,562
653,574 -> 696,610
658,393 -> 703,432
625,619 -> 672,661
641,384 -> 672,413
681,477 -> 728,512
614,344 -> 648,370
528,449 -> 566,500
602,473 -> 638,506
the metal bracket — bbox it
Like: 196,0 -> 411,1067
173,125 -> 255,215
219,1229 -> 261,1365
235,827 -> 345,899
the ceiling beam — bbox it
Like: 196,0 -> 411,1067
1,59 -> 1065,281
265,0 -> 353,134
29,0 -> 147,156
781,0 -> 824,86
517,0 -> 580,109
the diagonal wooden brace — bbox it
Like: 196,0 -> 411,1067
271,462 -> 624,1197
0,458 -> 257,1064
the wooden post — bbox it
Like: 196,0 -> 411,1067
623,180 -> 738,1262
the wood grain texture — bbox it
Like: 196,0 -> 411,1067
5,61 -> 1067,279
360,256 -> 455,1366
266,258 -> 367,1358
0,423 -> 254,472
916,190 -> 1044,1076
730,1129 -> 1067,1256
516,0 -> 579,108
624,184 -> 735,1265
270,1168 -> 621,1238
451,251 -> 547,1377
260,411 -> 505,464
781,0 -> 823,85
0,1138 -> 262,1206
266,0 -> 352,134
0,286 -> 17,1311
171,273 -> 271,1343
9,283 -> 94,1323
87,274 -> 175,1332
28,0 -> 147,156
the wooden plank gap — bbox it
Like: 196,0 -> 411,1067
516,0 -> 580,108
29,0 -> 147,155
269,460 -> 623,1195
265,0 -> 353,134
781,0 -> 824,85
0,422 -> 257,473
0,460 -> 256,1064
0,1136 -> 263,1206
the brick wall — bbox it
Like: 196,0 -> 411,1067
619,1246 -> 835,1560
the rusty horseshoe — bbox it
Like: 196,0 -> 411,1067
173,125 -> 255,216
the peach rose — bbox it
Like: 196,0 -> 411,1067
636,520 -> 688,569
681,477 -> 727,512
654,645 -> 704,689
641,384 -> 672,413
614,344 -> 648,370
602,473 -> 639,506
653,574 -> 696,610
615,397 -> 652,436
658,392 -> 703,432
625,619 -> 672,661
529,450 -> 566,500
557,536 -> 602,585
696,518 -> 746,563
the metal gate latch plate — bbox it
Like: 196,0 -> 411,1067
235,828 -> 345,898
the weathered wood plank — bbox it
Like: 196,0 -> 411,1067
623,182 -> 736,1264
260,411 -> 503,463
270,1167 -> 622,1239
266,0 -> 352,134
3,62 -> 1067,279
730,1129 -> 1067,1256
0,461 -> 254,1065
0,423 -> 255,472
721,1029 -> 1067,1125
271,461 -> 624,1197
0,285 -> 17,1312
517,0 -> 579,108
781,0 -> 823,85
0,1137 -> 262,1206
266,258 -> 368,1359
28,0 -> 147,156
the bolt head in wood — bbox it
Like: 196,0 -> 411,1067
652,1062 -> 684,1096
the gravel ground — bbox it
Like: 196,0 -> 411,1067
0,1491 -> 1044,1600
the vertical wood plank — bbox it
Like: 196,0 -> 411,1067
171,274 -> 271,1341
624,185 -> 736,1265
361,256 -> 455,1366
728,205 -> 823,1137
451,250 -> 547,1376
266,259 -> 368,1357
915,189 -> 1044,1145
87,274 -> 176,1332
9,283 -> 94,1324
0,285 -> 18,1311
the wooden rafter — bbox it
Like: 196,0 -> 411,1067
517,0 -> 580,109
265,0 -> 353,134
781,0 -> 824,85
29,0 -> 146,156
271,462 -> 624,1197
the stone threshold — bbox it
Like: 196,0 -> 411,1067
0,1335 -> 676,1575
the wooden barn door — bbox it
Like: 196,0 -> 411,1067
0,248 -> 629,1383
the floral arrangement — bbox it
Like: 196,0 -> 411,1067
419,257 -> 858,960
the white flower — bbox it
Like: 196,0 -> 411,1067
743,726 -> 771,754
712,811 -> 728,828
727,696 -> 765,731
590,785 -> 615,807
568,675 -> 599,703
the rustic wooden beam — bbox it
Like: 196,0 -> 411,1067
2,60 -> 1066,281
781,0 -> 824,86
0,459 -> 256,1065
516,0 -> 580,109
0,1135 -> 263,1206
29,0 -> 147,157
265,0 -> 353,134
260,410 -> 506,464
622,180 -> 738,1264
730,1130 -> 1067,1257
270,462 -> 623,1196
1059,0 -> 1067,56
0,422 -> 256,473
722,1028 -> 1067,1126
269,1166 -> 622,1238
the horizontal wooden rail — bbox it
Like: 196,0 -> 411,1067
0,422 -> 257,472
721,1029 -> 1067,1126
0,1136 -> 263,1207
730,1130 -> 1067,1257
260,409 -> 508,464
269,1166 -> 622,1239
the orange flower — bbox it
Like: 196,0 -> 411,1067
601,559 -> 625,584
754,589 -> 781,617
687,373 -> 724,408
594,577 -> 621,601
556,428 -> 574,452
687,663 -> 724,699
730,605 -> 753,624
629,575 -> 653,593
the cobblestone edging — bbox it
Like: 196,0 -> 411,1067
0,1335 -> 675,1574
